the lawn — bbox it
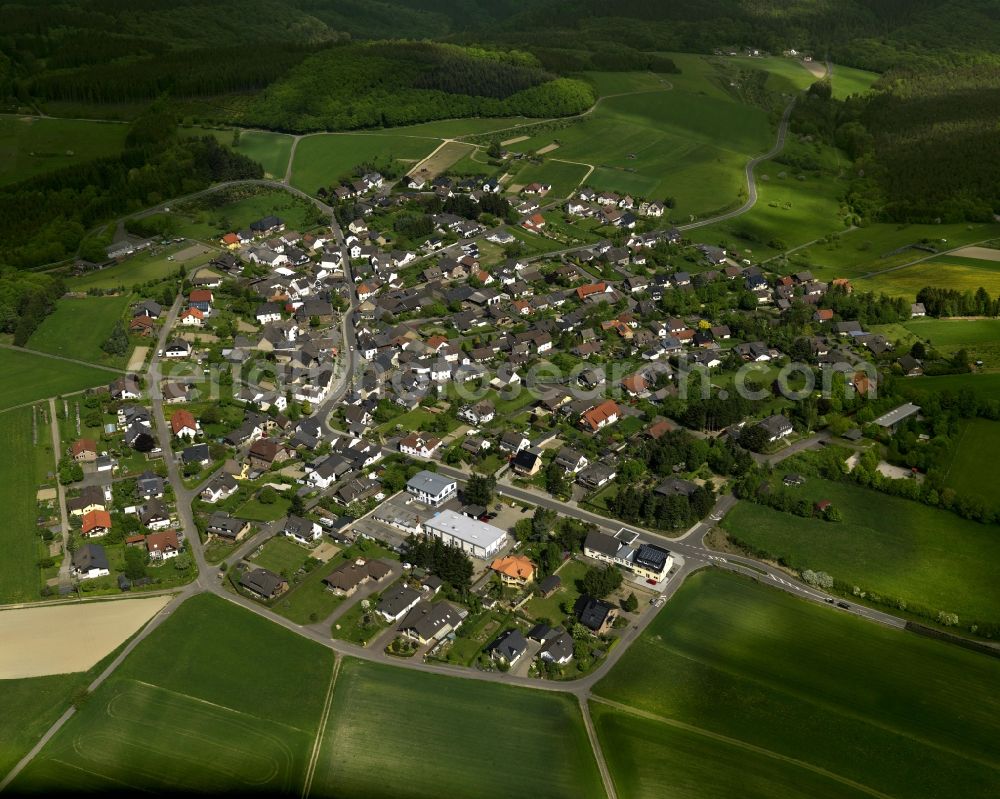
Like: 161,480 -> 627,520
524,557 -> 590,623
509,86 -> 774,219
234,494 -> 292,522
271,567 -> 345,625
721,478 -> 1000,624
0,116 -> 128,186
593,570 -> 1000,799
9,593 -> 334,794
942,418 -> 1000,508
250,536 -> 313,575
0,407 -> 45,603
510,158 -> 591,199
171,188 -> 321,241
186,127 -> 295,179
0,348 -> 111,411
309,658 -> 604,799
290,133 -> 438,195
66,241 -> 211,292
788,221 -> 1000,281
26,295 -> 132,367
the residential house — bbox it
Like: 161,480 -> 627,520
206,512 -> 251,541
145,530 -> 180,561
82,509 -> 112,538
240,567 -> 288,600
488,628 -> 528,666
489,554 -> 535,587
283,515 -> 322,545
406,470 -> 457,507
72,439 -> 98,462
399,433 -> 442,459
170,409 -> 198,439
323,558 -> 392,597
758,414 -> 794,442
376,585 -> 423,623
576,596 -> 617,634
398,601 -> 465,645
73,543 -> 110,580
580,400 -> 620,432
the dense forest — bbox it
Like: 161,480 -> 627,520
0,269 -> 65,344
0,106 -> 263,268
237,42 -> 595,132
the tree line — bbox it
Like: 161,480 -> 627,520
0,107 -> 263,269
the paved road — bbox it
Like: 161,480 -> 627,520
47,398 -> 73,591
677,97 -> 796,231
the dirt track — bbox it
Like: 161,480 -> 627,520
0,596 -> 170,679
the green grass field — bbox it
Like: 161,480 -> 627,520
942,418 -> 1000,506
735,56 -> 819,93
858,256 -> 1000,298
903,318 -> 1000,368
591,704 -> 872,799
0,116 -> 128,186
0,348 -> 111,411
9,593 -> 334,794
789,222 -> 1000,281
310,658 -> 604,799
170,188 -> 320,241
722,478 -> 1000,623
510,159 -> 591,199
27,295 -> 132,367
290,133 -> 438,194
689,150 -> 849,258
66,241 -> 203,291
593,570 -> 1000,799
0,646 -> 127,779
0,407 -> 44,603
830,64 -> 880,99
510,87 -> 773,219
186,127 -> 295,179
899,371 -> 1000,401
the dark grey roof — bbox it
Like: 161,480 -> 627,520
398,601 -> 462,640
240,567 -> 285,597
634,544 -> 670,572
73,543 -> 109,571
539,631 -> 574,662
585,530 -> 620,558
576,596 -> 615,631
377,585 -> 422,618
489,628 -> 528,661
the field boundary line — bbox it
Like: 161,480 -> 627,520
590,697 -> 894,799
124,679 -> 307,735
580,697 -> 617,799
0,343 -> 125,374
46,757 -> 148,792
301,656 -> 341,799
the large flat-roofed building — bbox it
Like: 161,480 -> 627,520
422,509 -> 507,559
873,402 -> 921,432
406,470 -> 458,507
